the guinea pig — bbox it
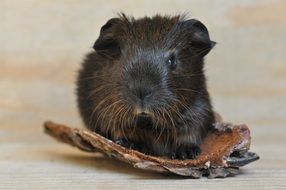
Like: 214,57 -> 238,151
76,14 -> 216,159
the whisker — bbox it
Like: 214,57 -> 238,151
153,108 -> 165,143
88,83 -> 119,99
118,104 -> 129,140
113,103 -> 128,140
88,95 -> 114,130
161,107 -> 174,149
177,95 -> 205,127
174,88 -> 202,94
105,100 -> 124,137
93,96 -> 118,132
166,102 -> 188,130
173,73 -> 203,77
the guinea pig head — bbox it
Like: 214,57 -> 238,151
92,15 -> 215,130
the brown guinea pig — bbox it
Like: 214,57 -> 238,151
76,14 -> 216,159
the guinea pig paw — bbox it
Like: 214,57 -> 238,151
115,138 -> 130,147
140,145 -> 151,155
115,138 -> 138,150
171,144 -> 201,160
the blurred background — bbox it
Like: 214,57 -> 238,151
1,0 -> 285,189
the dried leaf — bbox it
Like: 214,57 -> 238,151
43,115 -> 259,178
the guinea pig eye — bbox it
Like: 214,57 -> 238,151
166,54 -> 177,70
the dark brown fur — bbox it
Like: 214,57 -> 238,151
76,14 -> 215,159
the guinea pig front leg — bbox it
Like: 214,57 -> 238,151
115,138 -> 135,149
171,143 -> 201,160
115,138 -> 144,152
170,129 -> 202,160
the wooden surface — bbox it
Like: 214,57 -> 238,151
1,0 -> 286,189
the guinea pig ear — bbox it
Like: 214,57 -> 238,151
93,18 -> 122,57
182,19 -> 216,57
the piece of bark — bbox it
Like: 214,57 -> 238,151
43,116 -> 259,178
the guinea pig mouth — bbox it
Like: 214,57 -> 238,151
136,113 -> 153,128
